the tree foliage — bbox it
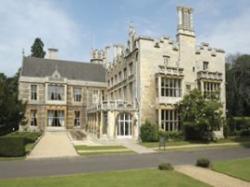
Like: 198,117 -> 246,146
226,54 -> 250,116
31,38 -> 46,58
178,89 -> 223,140
0,70 -> 26,135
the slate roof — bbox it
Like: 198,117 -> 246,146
21,56 -> 106,82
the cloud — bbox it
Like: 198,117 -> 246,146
0,0 -> 90,76
197,3 -> 250,54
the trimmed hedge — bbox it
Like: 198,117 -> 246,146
196,158 -> 211,168
183,122 -> 212,141
140,121 -> 158,142
0,137 -> 25,157
158,163 -> 174,170
158,131 -> 183,141
6,132 -> 42,144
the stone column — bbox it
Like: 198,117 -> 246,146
158,76 -> 161,98
158,108 -> 161,130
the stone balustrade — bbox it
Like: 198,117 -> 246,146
87,100 -> 136,113
197,71 -> 222,81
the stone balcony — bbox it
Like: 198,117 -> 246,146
156,96 -> 182,105
197,71 -> 223,81
157,66 -> 184,78
87,100 -> 137,113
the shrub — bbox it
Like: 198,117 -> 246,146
158,163 -> 174,170
140,121 -> 158,142
196,158 -> 211,168
239,129 -> 250,137
233,117 -> 250,131
0,137 -> 25,157
5,132 -> 42,144
183,122 -> 212,141
158,131 -> 183,141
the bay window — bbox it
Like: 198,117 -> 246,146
161,78 -> 181,97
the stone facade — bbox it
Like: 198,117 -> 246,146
19,58 -> 106,131
19,6 -> 226,140
87,6 -> 226,140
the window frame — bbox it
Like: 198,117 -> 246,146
31,85 -> 37,101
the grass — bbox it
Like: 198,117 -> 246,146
74,145 -> 134,156
0,169 -> 210,187
141,136 -> 250,149
213,158 -> 250,182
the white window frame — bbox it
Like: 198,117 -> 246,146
117,113 -> 132,137
73,87 -> 82,102
161,78 -> 181,97
47,84 -> 65,101
74,111 -> 81,127
161,109 -> 179,131
30,110 -> 37,126
31,85 -> 37,101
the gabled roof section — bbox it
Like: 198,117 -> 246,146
21,56 -> 106,82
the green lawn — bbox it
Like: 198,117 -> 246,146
74,145 -> 134,156
213,158 -> 250,182
141,136 -> 250,148
0,169 -> 210,187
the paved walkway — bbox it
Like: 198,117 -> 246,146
153,142 -> 249,150
27,131 -> 78,159
1,147 -> 249,179
118,139 -> 156,154
176,165 -> 250,187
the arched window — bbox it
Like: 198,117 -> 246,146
117,113 -> 132,137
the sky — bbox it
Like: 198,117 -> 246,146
0,0 -> 250,76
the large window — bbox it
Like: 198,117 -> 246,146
48,84 -> 64,101
161,78 -> 181,97
117,113 -> 132,137
161,109 -> 179,131
73,88 -> 82,102
31,85 -> 37,100
48,110 -> 64,127
203,81 -> 220,98
74,111 -> 80,127
30,110 -> 37,126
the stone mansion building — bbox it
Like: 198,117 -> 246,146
19,6 -> 226,140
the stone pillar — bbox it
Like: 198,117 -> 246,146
158,108 -> 161,130
100,111 -> 103,138
158,76 -> 161,98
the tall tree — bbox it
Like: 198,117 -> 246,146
178,89 -> 223,141
226,54 -> 250,116
31,38 -> 46,58
0,70 -> 26,135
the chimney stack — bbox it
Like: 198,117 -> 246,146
177,6 -> 195,37
48,48 -> 58,59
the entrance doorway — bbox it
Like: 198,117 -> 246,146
48,110 -> 65,127
117,113 -> 132,138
